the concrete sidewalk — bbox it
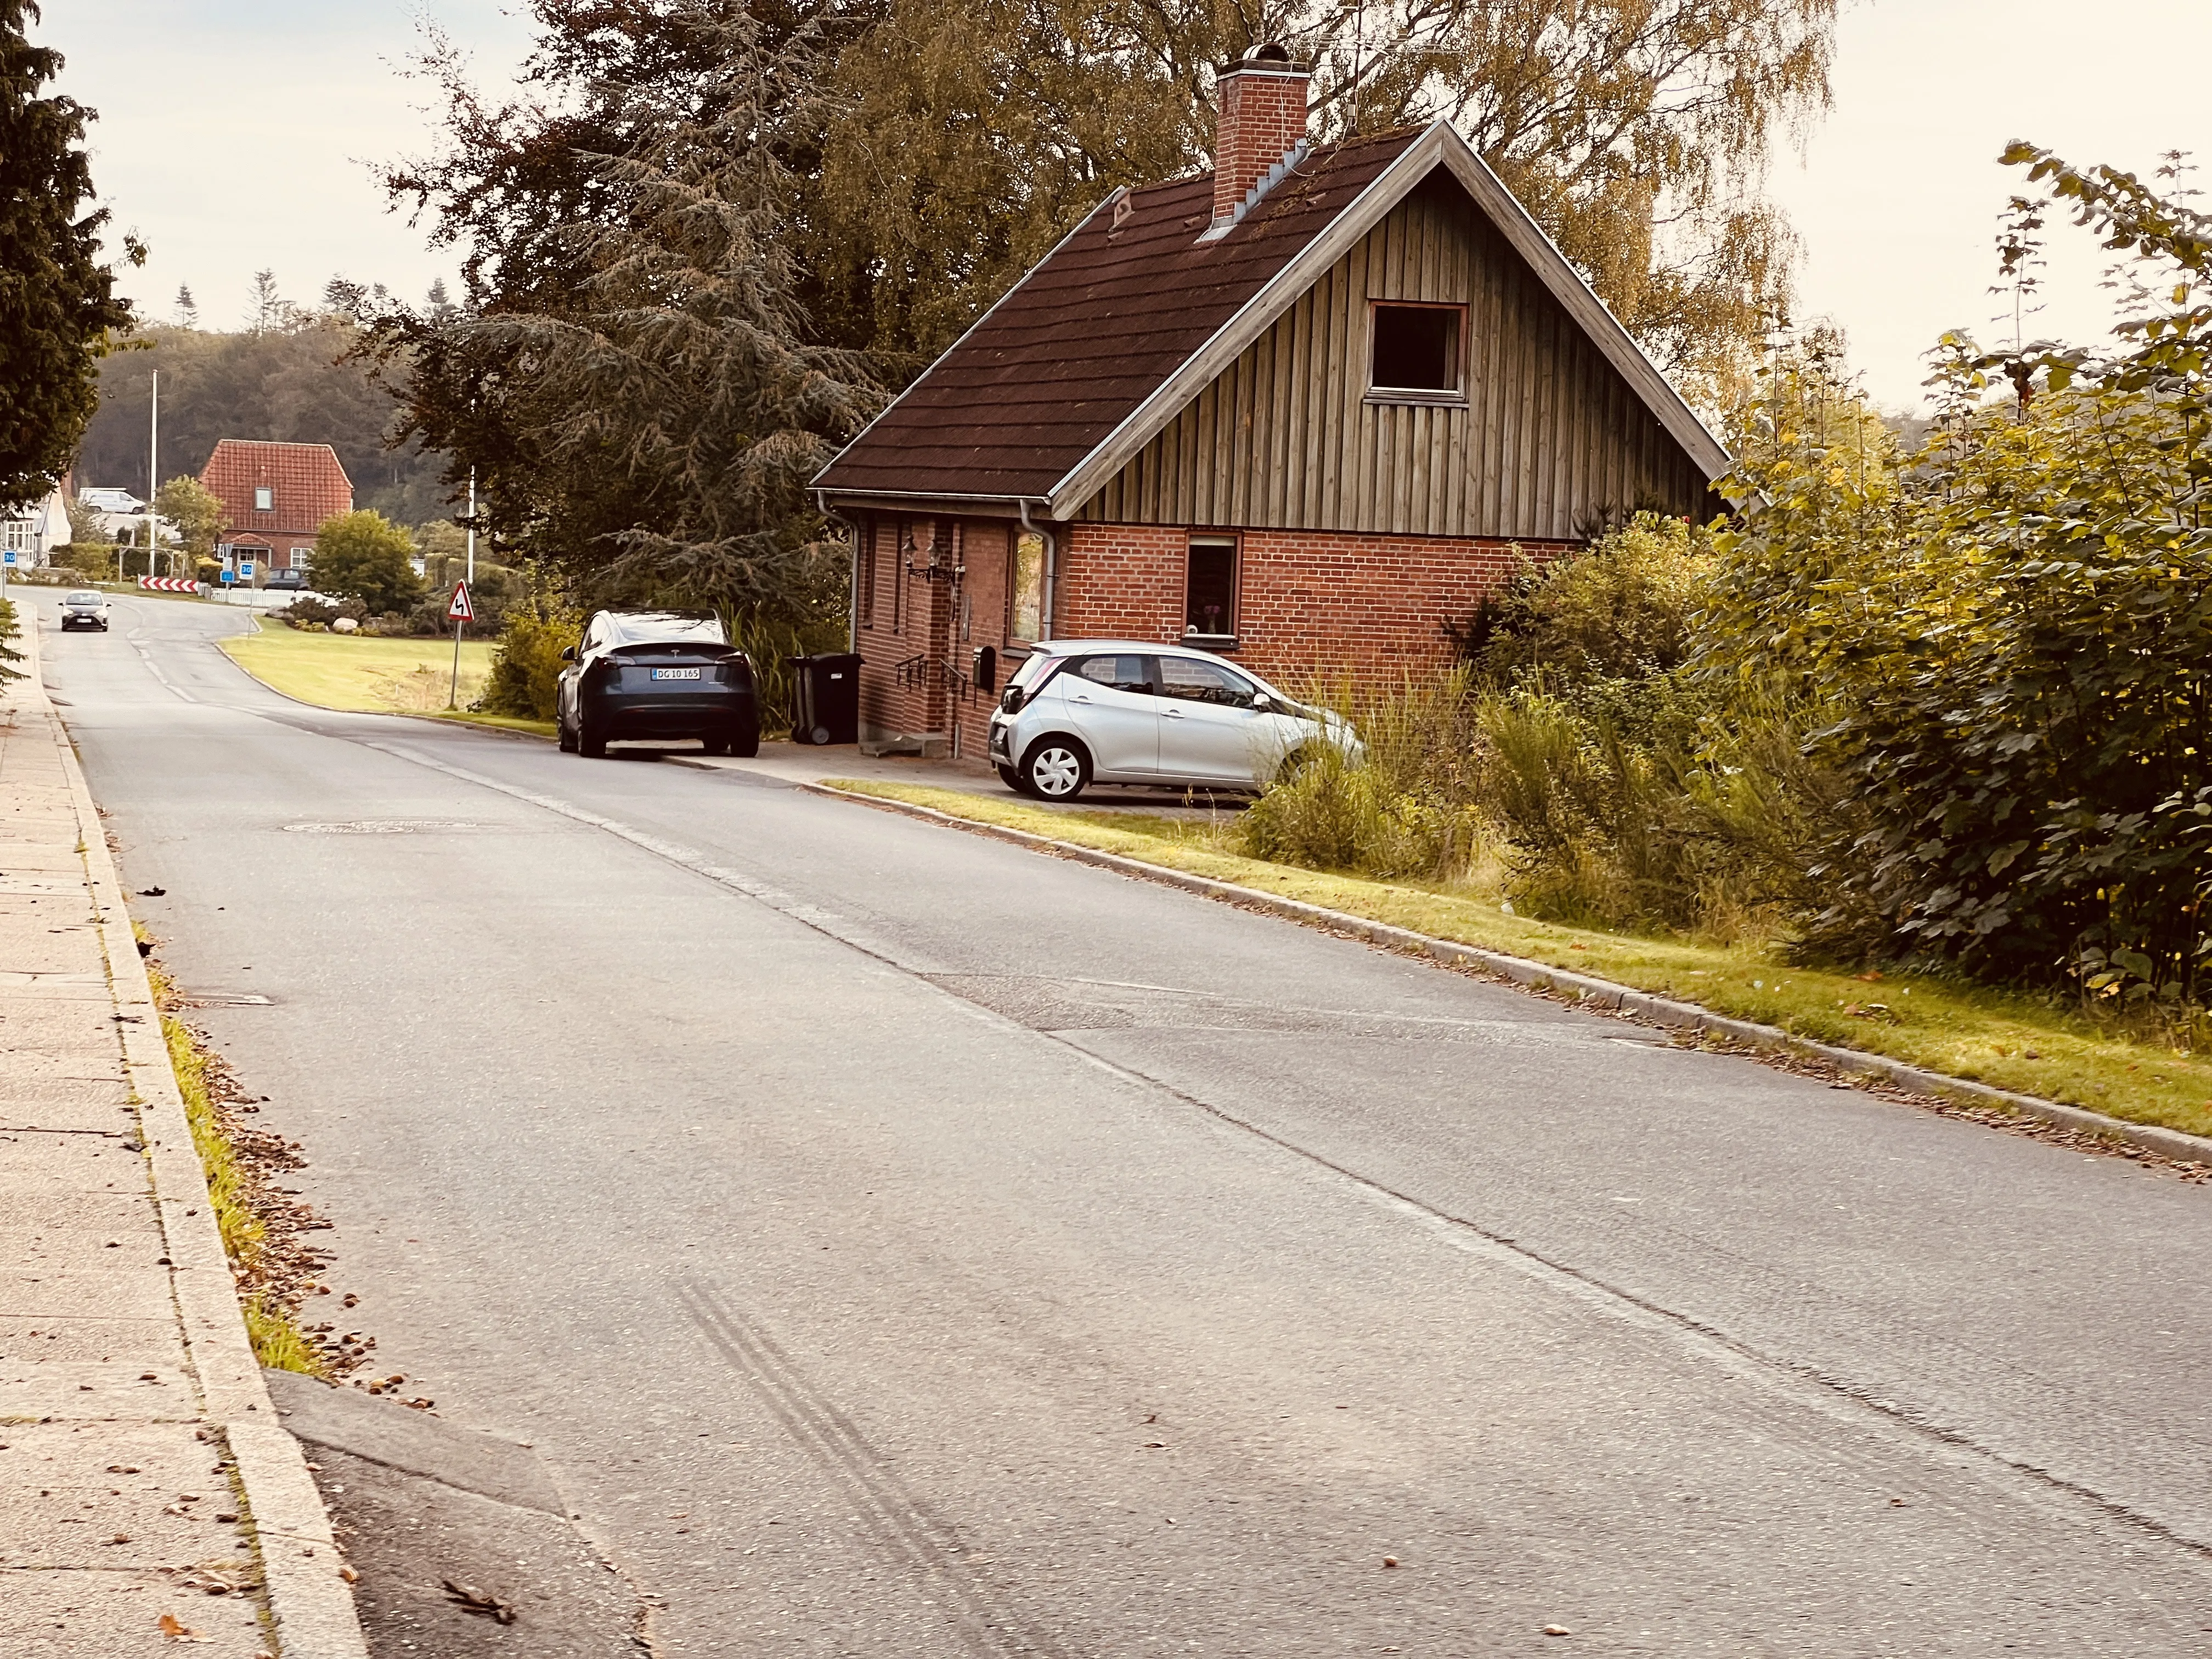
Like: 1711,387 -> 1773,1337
1,605 -> 365,1657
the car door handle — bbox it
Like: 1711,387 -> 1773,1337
1070,692 -> 1094,703
1161,707 -> 1185,718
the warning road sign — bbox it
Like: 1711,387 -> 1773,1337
447,580 -> 473,623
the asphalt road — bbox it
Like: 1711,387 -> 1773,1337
35,591 -> 2212,1656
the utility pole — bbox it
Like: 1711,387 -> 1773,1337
465,467 -> 476,583
148,371 -> 161,576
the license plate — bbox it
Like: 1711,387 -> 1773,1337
651,667 -> 702,681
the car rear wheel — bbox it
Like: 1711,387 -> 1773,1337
578,713 -> 607,758
1022,737 -> 1089,802
730,715 -> 761,759
700,730 -> 730,756
997,764 -> 1036,797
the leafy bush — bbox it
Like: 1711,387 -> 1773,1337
478,608 -> 579,720
311,509 -> 425,614
1705,149 -> 2212,1000
53,541 -> 115,581
1457,514 -> 1713,686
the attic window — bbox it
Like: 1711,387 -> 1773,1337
1369,303 -> 1464,400
253,487 -> 274,511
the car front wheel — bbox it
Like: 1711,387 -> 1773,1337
557,712 -> 578,753
1022,737 -> 1089,802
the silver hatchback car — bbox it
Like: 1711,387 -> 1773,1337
988,640 -> 1359,800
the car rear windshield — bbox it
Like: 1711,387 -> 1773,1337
605,612 -> 727,647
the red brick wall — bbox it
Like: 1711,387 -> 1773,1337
1056,522 -> 1569,689
854,514 -> 1542,747
854,514 -> 1012,755
1212,69 -> 1311,224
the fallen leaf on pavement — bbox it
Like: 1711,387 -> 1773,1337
442,1578 -> 518,1624
157,1612 -> 211,1642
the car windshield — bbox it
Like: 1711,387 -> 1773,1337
66,592 -> 100,605
605,612 -> 726,647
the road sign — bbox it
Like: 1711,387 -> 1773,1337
239,562 -> 256,580
2,549 -> 15,566
219,568 -> 236,585
447,580 -> 473,623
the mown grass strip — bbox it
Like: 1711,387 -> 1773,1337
822,778 -> 2212,1141
219,614 -> 497,715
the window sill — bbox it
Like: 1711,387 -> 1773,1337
1180,633 -> 1239,652
1364,388 -> 1468,408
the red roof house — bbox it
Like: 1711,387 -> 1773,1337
199,441 -> 354,578
814,43 -> 1728,758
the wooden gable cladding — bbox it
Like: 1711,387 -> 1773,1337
1074,174 -> 1710,539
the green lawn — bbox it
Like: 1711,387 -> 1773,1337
221,616 -> 498,716
825,778 -> 2212,1142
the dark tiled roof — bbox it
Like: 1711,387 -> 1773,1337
816,129 -> 1424,503
200,441 -> 354,538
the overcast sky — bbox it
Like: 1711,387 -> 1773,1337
42,0 -> 2212,413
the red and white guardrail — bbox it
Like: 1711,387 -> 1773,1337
137,576 -> 197,591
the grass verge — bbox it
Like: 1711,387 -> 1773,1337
823,778 -> 2212,1141
219,614 -> 497,715
420,709 -> 557,738
149,958 -> 328,1376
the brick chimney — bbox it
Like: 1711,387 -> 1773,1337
1210,43 -> 1312,230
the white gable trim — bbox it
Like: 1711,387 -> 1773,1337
1046,121 -> 1730,519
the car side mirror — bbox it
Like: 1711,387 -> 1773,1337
560,645 -> 577,662
1250,691 -> 1272,711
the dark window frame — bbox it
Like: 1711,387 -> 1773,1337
1365,300 -> 1469,405
1183,534 -> 1240,647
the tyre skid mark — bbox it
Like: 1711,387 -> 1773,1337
675,1282 -> 1071,1659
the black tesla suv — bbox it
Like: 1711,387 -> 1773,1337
555,610 -> 760,758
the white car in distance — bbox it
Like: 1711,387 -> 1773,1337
988,640 -> 1359,800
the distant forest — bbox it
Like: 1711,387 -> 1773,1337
77,320 -> 450,524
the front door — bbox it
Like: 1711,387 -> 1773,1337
1058,653 -> 1159,779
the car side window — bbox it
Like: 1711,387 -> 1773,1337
1159,656 -> 1256,708
1073,654 -> 1154,696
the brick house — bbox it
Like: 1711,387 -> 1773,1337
199,441 -> 354,580
812,44 -> 1728,758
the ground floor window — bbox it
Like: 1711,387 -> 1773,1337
287,546 -> 310,570
1185,536 -> 1238,641
1012,531 -> 1045,642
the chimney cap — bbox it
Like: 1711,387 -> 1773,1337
1219,41 -> 1308,76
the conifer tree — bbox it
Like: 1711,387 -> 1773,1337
0,0 -> 137,506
